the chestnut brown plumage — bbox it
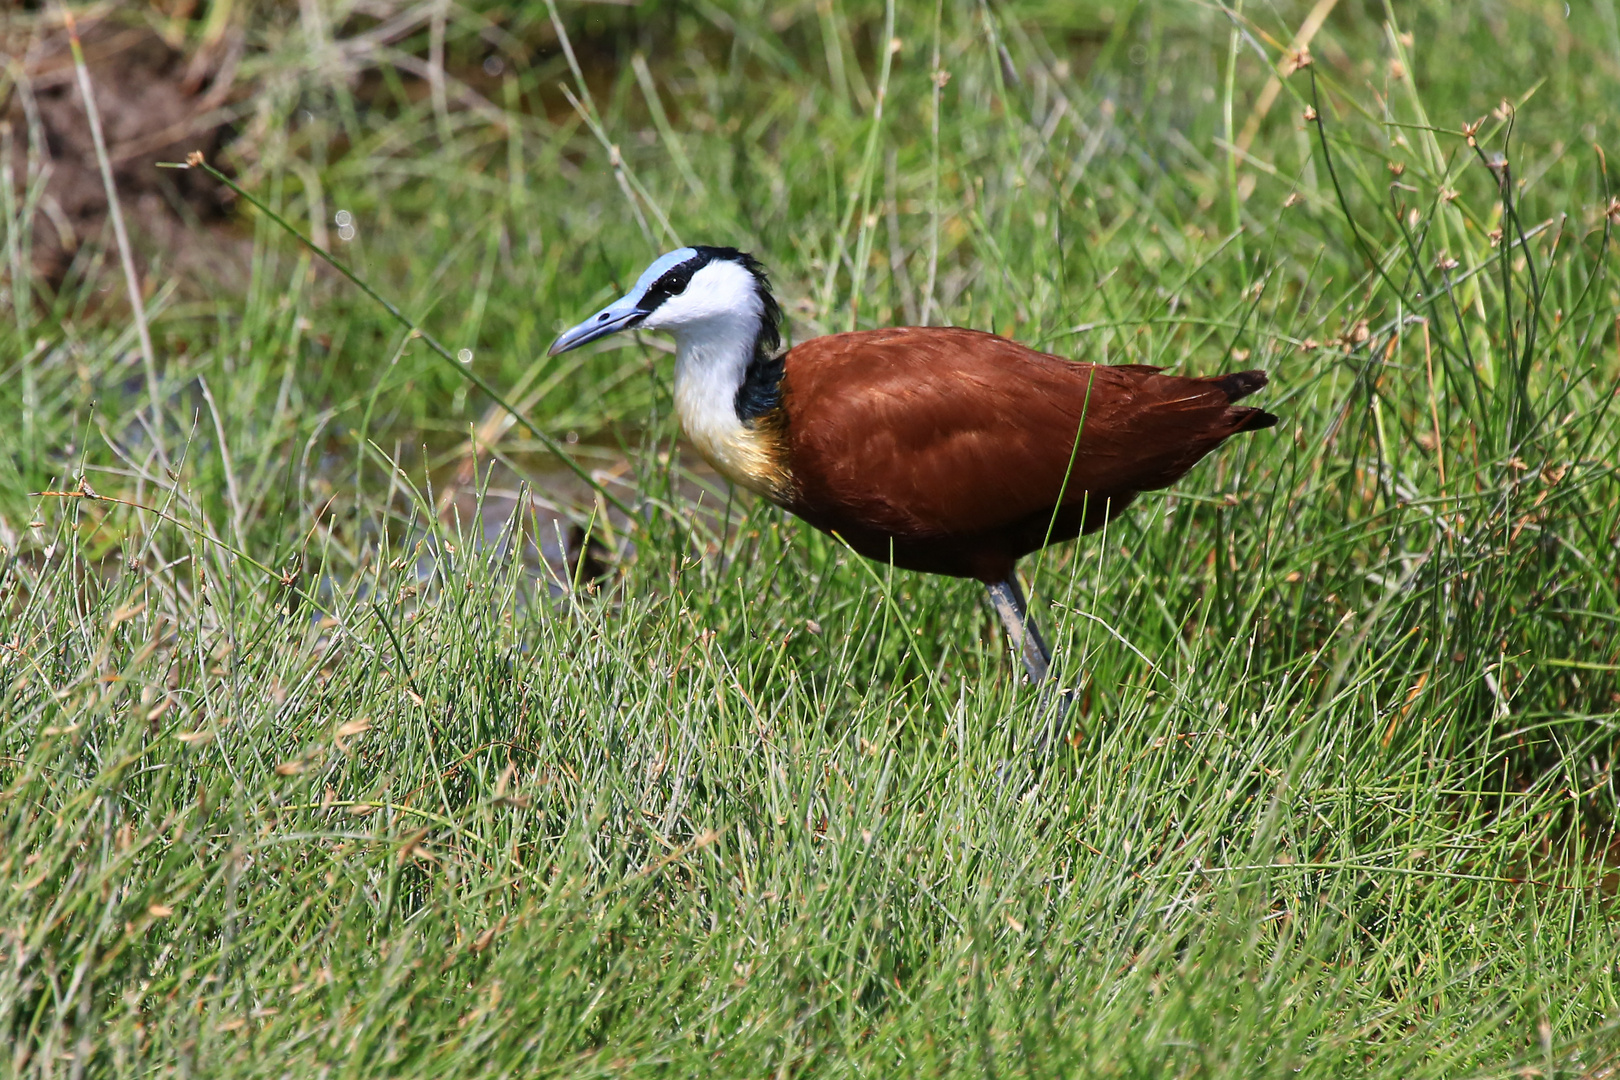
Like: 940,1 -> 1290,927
779,327 -> 1275,583
548,247 -> 1277,691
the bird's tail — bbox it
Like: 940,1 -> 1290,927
1228,406 -> 1279,431
1214,369 -> 1278,431
1214,369 -> 1268,401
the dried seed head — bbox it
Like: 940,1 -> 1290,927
1485,153 -> 1510,190
334,716 -> 373,751
1302,105 -> 1319,122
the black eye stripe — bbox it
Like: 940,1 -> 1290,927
636,253 -> 709,312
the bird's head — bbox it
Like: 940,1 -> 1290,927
548,246 -> 781,357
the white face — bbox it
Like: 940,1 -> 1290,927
640,260 -> 762,334
548,248 -> 770,358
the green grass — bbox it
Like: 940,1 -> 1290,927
4,0 -> 1620,1075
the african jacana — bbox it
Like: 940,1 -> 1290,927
550,247 -> 1276,688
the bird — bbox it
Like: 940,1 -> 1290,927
549,246 -> 1276,691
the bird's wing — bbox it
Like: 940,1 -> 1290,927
782,327 -> 1259,539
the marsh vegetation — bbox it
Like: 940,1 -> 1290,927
2,1 -> 1618,1074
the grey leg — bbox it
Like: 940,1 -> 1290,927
986,573 -> 1053,684
987,572 -> 1073,756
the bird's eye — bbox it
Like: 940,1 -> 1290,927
598,313 -> 609,322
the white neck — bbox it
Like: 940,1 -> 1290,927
671,317 -> 759,486
640,257 -> 784,496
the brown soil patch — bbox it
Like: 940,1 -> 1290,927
3,11 -> 242,297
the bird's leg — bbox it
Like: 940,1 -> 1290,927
987,573 -> 1072,756
986,574 -> 1053,684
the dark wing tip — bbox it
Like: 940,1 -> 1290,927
1214,369 -> 1268,402
1229,406 -> 1278,432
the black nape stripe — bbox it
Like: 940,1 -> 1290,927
735,350 -> 785,422
715,249 -> 784,423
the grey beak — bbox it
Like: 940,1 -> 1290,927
548,305 -> 645,356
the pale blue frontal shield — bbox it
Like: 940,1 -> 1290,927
547,248 -> 699,356
628,247 -> 700,296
